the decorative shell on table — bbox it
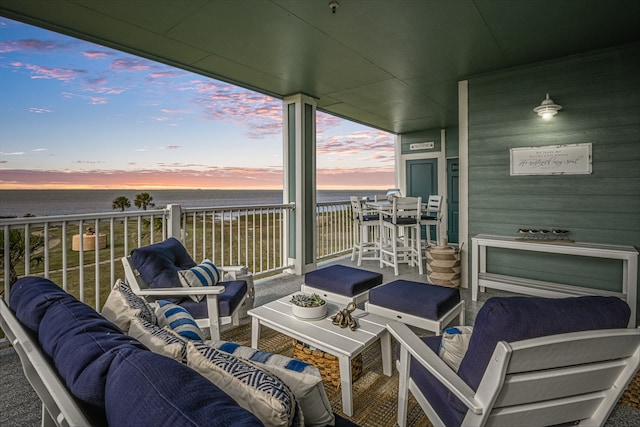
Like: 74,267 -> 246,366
290,293 -> 328,320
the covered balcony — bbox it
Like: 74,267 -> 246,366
1,1 -> 639,426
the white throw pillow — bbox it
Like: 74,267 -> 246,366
101,279 -> 156,333
438,326 -> 473,372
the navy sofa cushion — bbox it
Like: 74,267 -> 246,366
180,279 -> 247,318
10,275 -> 72,332
38,293 -> 146,409
9,277 -> 263,427
105,347 -> 263,427
411,296 -> 631,427
305,265 -> 382,296
368,280 -> 460,320
130,237 -> 197,290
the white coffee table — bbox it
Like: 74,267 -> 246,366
248,295 -> 393,416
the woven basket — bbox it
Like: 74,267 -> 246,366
293,340 -> 362,387
426,245 -> 461,287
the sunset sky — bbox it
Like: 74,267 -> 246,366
0,17 -> 395,190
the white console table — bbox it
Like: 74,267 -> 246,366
471,234 -> 638,327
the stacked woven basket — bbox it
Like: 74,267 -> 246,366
426,243 -> 461,287
293,340 -> 362,387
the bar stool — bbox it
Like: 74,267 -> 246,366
379,196 -> 423,275
349,196 -> 380,265
421,195 -> 442,247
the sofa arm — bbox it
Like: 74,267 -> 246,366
386,321 -> 482,415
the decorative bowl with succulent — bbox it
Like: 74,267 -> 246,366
290,293 -> 327,320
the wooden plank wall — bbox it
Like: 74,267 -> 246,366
467,43 -> 640,315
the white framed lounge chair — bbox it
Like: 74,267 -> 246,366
121,238 -> 250,340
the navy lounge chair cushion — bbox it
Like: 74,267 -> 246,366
130,238 -> 247,316
130,237 -> 196,290
180,279 -> 248,318
411,295 -> 631,427
368,280 -> 460,320
305,265 -> 382,296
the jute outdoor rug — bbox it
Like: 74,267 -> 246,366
221,324 -> 640,427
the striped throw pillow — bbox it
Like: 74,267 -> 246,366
155,300 -> 204,341
178,259 -> 221,302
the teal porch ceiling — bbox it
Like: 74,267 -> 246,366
1,0 -> 638,134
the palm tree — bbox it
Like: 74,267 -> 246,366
134,192 -> 155,210
112,196 -> 131,212
0,229 -> 45,286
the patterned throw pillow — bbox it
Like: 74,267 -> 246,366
207,340 -> 334,427
155,300 -> 204,341
128,317 -> 189,362
178,259 -> 222,302
101,279 -> 156,333
187,341 -> 303,427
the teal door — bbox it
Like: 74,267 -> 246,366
406,159 -> 438,240
447,159 -> 459,244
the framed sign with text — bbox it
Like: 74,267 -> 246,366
510,143 -> 592,176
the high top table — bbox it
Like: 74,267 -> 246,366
471,234 -> 638,327
248,295 -> 392,416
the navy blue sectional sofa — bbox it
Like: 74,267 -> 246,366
4,277 -> 359,427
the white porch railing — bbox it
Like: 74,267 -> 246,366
1,201 -> 353,311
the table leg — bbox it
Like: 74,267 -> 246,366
251,317 -> 261,348
338,355 -> 354,416
380,330 -> 392,376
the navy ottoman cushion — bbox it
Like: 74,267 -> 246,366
180,280 -> 247,318
305,265 -> 382,296
368,280 -> 460,320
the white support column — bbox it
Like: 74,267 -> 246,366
458,80 -> 469,288
283,94 -> 317,275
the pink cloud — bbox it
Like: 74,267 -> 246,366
0,38 -> 63,53
149,70 -> 184,79
89,97 -> 107,105
11,62 -> 86,81
191,82 -> 282,139
317,130 -> 394,157
0,167 -> 285,190
0,165 -> 392,190
82,50 -> 114,59
111,57 -> 152,71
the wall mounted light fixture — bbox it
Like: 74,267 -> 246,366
533,94 -> 562,120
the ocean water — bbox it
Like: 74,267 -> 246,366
0,189 -> 386,217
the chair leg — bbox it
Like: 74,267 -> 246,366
392,227 -> 400,275
205,294 -> 221,341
